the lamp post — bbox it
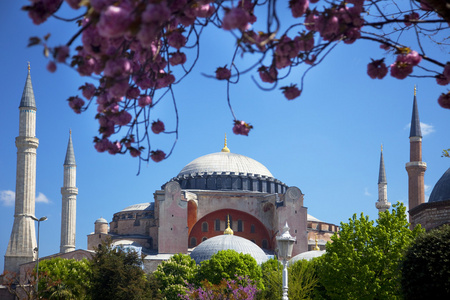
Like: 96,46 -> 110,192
276,222 -> 296,300
31,215 -> 47,295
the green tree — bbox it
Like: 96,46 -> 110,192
318,202 -> 423,300
257,258 -> 319,300
401,224 -> 450,299
153,253 -> 198,300
197,250 -> 263,290
37,257 -> 91,300
89,241 -> 153,300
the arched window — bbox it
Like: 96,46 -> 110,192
190,237 -> 197,247
215,219 -> 220,231
202,222 -> 208,232
202,237 -> 208,242
262,239 -> 268,249
250,224 -> 255,233
237,220 -> 243,232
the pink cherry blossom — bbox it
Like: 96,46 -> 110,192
438,92 -> 450,109
390,61 -> 413,79
94,138 -> 110,153
167,31 -> 187,49
151,120 -> 165,134
216,66 -> 231,80
290,0 -> 309,18
443,63 -> 450,81
151,150 -> 166,162
142,2 -> 171,24
68,96 -> 85,114
129,147 -> 141,158
104,58 -> 132,77
404,12 -> 420,26
97,5 -> 131,38
114,110 -> 132,126
138,95 -> 152,108
304,11 -> 317,31
258,65 -> 278,83
295,33 -> 314,52
222,7 -> 250,31
108,141 -> 122,155
47,61 -> 57,73
81,83 -> 96,100
169,51 -> 187,66
436,74 -> 449,86
232,120 -> 253,136
126,87 -> 140,99
25,0 -> 62,25
281,85 -> 301,100
65,0 -> 82,10
367,59 -> 388,79
56,46 -> 70,63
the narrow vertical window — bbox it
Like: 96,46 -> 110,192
250,224 -> 255,233
202,222 -> 208,232
237,220 -> 243,232
262,239 -> 268,249
215,219 -> 220,231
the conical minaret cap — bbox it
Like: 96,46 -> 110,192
64,130 -> 76,165
409,86 -> 422,138
20,63 -> 36,108
378,145 -> 387,184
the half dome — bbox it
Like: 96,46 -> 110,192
190,234 -> 269,265
178,152 -> 273,178
428,168 -> 450,203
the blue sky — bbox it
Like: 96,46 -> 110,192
1,2 -> 449,271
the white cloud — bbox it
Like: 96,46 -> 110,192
420,123 -> 435,136
36,192 -> 50,204
405,122 -> 435,136
364,187 -> 371,197
424,184 -> 431,193
0,191 -> 50,206
0,190 -> 15,206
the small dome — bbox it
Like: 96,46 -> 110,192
95,217 -> 108,224
289,250 -> 326,264
428,168 -> 450,203
178,152 -> 273,178
190,235 -> 269,265
120,202 -> 154,212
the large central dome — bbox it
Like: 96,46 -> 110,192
164,145 -> 288,193
178,152 -> 273,178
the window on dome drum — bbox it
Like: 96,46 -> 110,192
190,237 -> 197,247
250,224 -> 255,233
262,239 -> 268,249
237,220 -> 243,232
215,219 -> 220,231
202,237 -> 207,242
202,222 -> 208,232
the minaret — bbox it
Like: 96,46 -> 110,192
4,63 -> 39,274
405,86 -> 427,220
60,131 -> 78,253
376,145 -> 391,213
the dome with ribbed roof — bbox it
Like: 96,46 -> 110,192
289,250 -> 326,264
166,150 -> 287,193
190,234 -> 269,265
178,152 -> 273,178
428,168 -> 450,203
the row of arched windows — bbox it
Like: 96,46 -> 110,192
202,219 -> 255,233
189,236 -> 269,249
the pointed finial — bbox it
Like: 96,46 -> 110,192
414,85 -> 417,96
27,62 -> 31,72
224,214 -> 234,235
221,133 -> 230,152
314,235 -> 320,251
69,129 -> 72,135
381,144 -> 383,152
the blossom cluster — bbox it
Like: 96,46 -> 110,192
180,276 -> 258,300
23,0 -> 449,161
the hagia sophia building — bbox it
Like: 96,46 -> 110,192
2,67 -> 450,284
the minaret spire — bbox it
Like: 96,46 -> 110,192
60,131 -> 78,253
5,64 -> 40,274
406,87 -> 427,224
376,145 -> 390,213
